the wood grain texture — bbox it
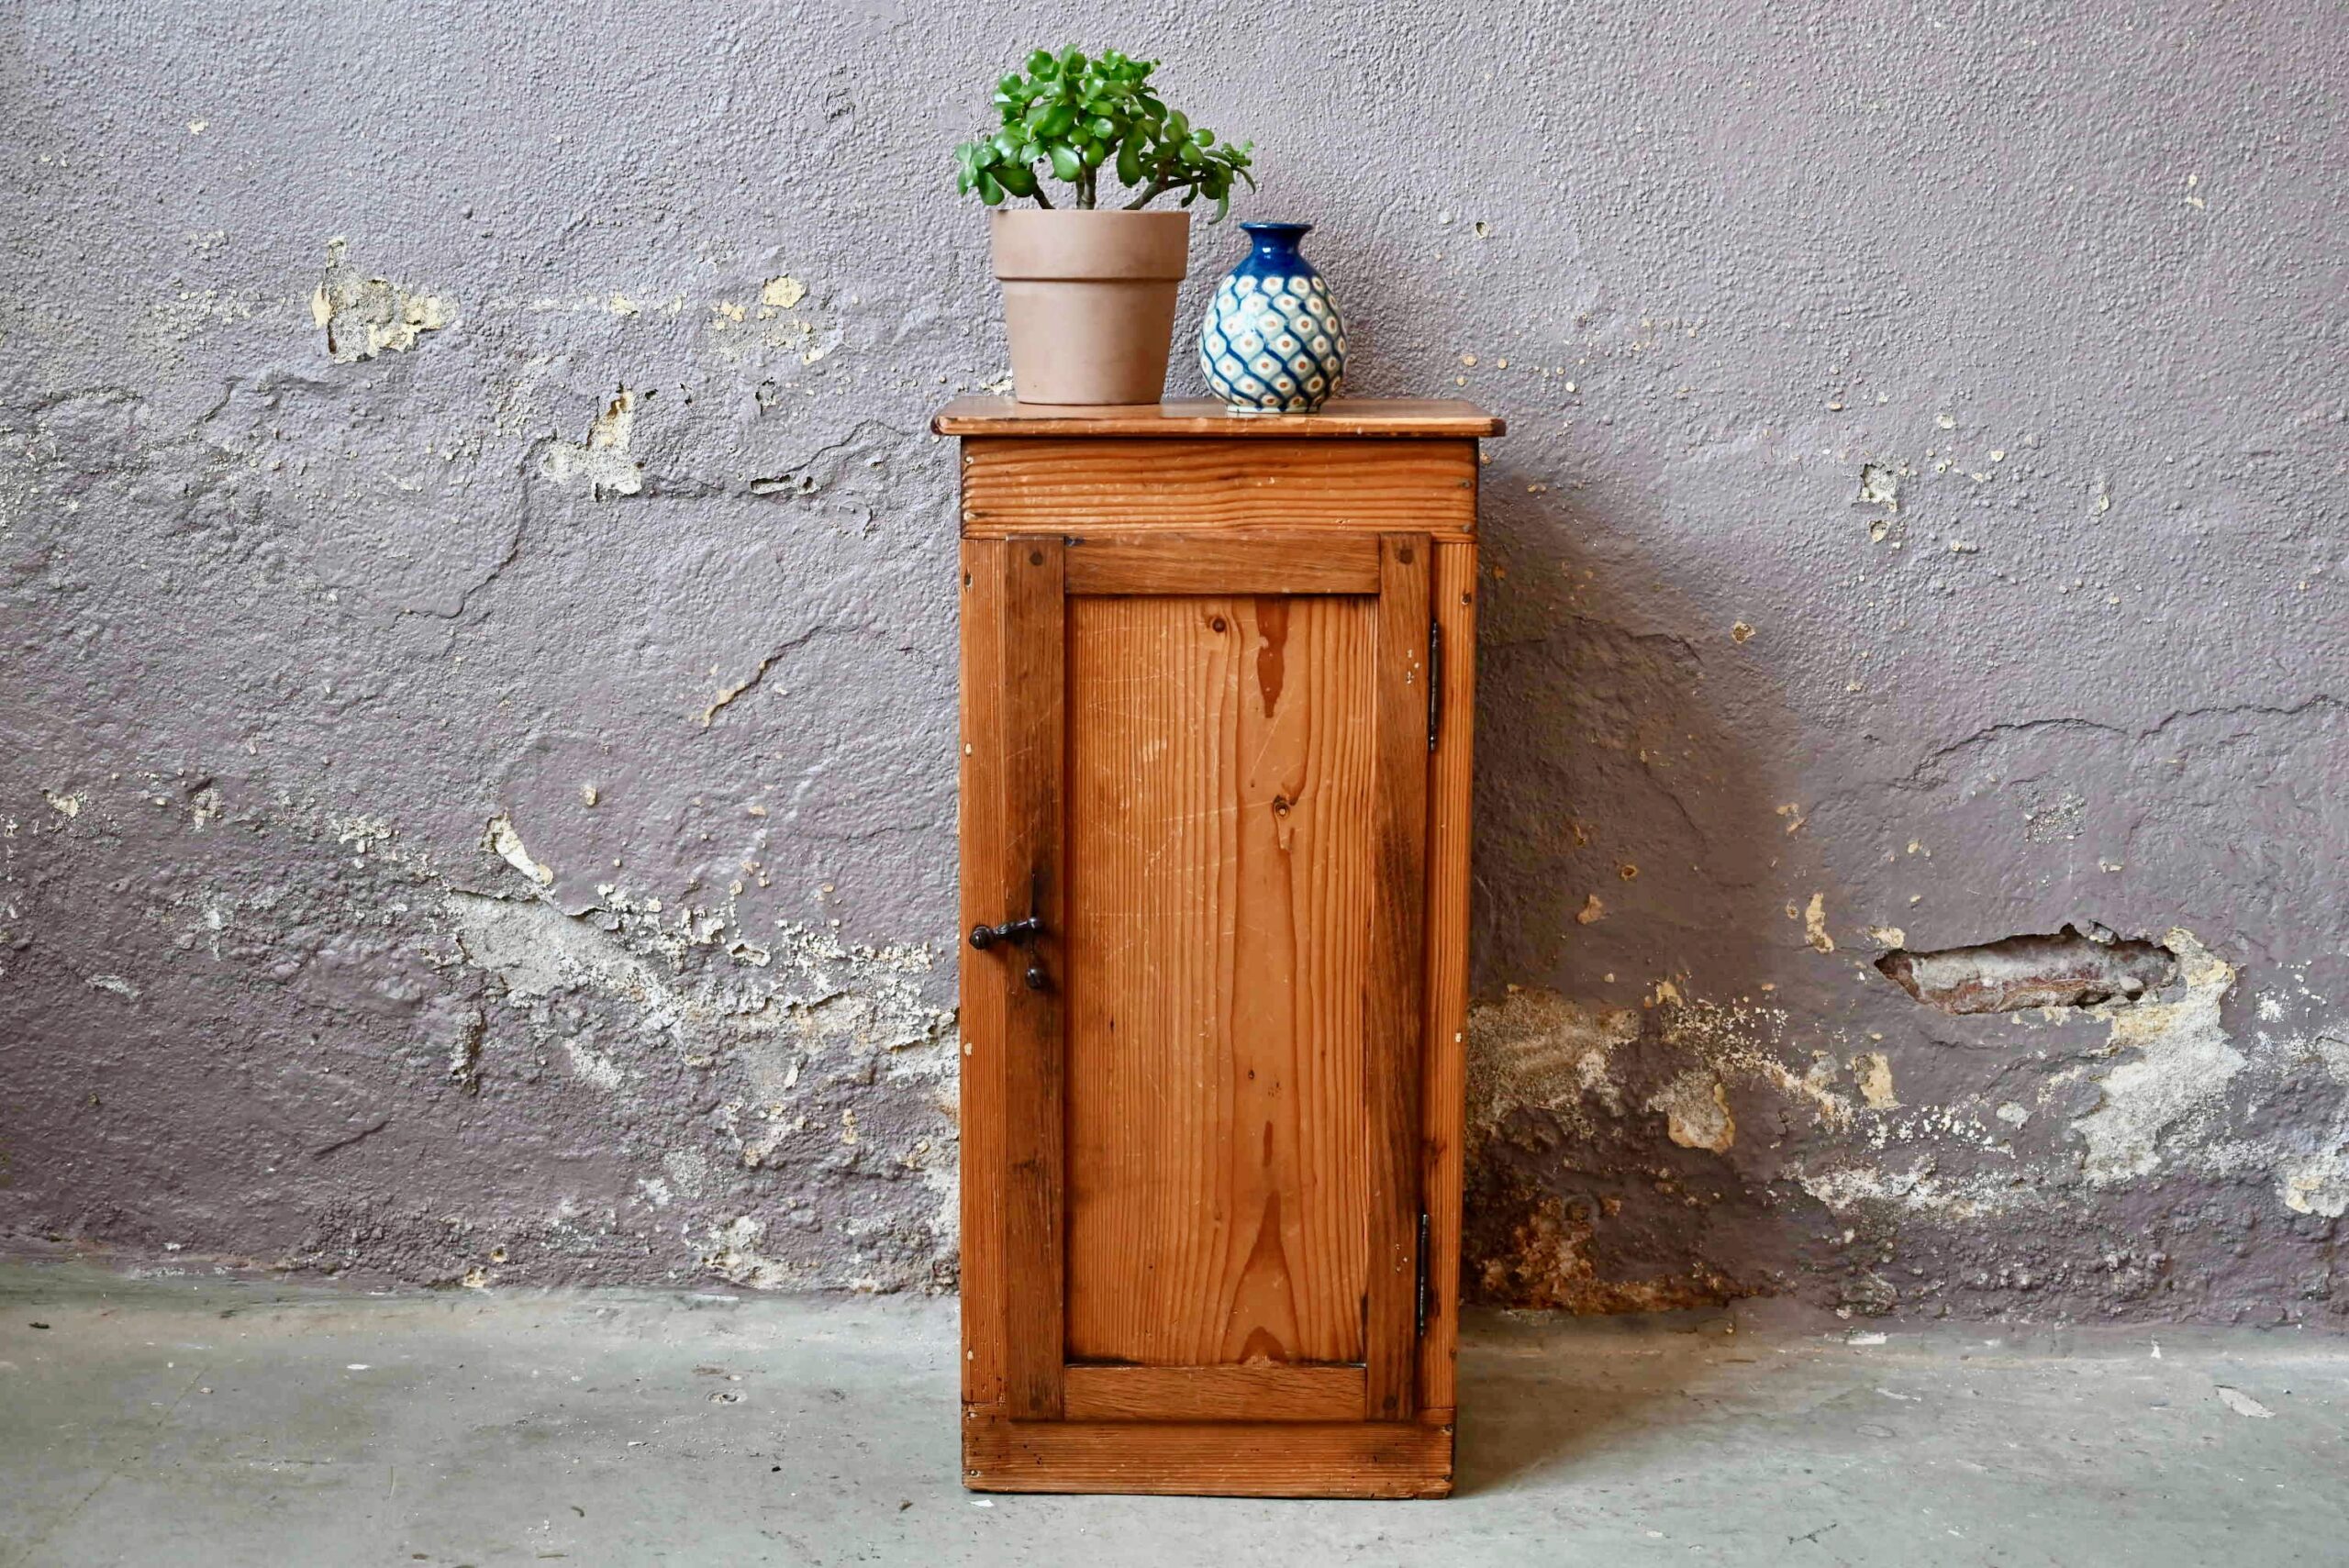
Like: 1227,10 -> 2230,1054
963,1418 -> 1453,1498
998,538 -> 1066,1419
1062,1363 -> 1366,1423
1063,593 -> 1375,1367
1063,531 -> 1379,595
1364,534 -> 1431,1422
935,396 -> 1502,439
957,541 -> 1008,1413
960,439 -> 1477,538
1417,539 -> 1476,1417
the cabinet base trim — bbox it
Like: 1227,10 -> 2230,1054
963,1414 -> 1453,1497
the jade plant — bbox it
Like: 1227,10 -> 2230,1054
952,49 -> 1254,220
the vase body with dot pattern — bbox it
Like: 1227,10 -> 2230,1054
1198,221 -> 1346,413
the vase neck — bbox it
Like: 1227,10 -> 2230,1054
1241,221 -> 1311,265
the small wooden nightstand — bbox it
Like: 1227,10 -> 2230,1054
941,397 -> 1502,1497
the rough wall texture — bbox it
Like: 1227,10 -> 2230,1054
2,1 -> 2343,1324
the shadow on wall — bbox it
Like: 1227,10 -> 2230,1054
1448,444 -> 2346,1325
1457,465 -> 1846,1314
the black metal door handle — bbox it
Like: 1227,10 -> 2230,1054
973,873 -> 1049,989
968,915 -> 1044,951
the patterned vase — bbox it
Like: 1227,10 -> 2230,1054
1198,221 -> 1347,413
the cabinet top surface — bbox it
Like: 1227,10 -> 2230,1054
933,397 -> 1503,439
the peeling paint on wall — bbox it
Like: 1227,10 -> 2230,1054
702,1216 -> 796,1289
2277,1153 -> 2349,1218
1647,1070 -> 1735,1151
1801,892 -> 1835,954
2073,931 -> 2243,1184
1854,1052 -> 1898,1111
540,388 -> 644,497
1466,985 -> 1638,1140
1658,993 -> 1859,1131
311,238 -> 452,361
483,814 -> 555,886
434,860 -> 958,1288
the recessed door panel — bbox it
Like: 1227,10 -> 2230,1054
1063,593 -> 1376,1367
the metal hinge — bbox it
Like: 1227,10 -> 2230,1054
1427,619 -> 1442,751
1414,1211 -> 1431,1338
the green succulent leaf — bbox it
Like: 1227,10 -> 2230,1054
955,48 -> 1256,217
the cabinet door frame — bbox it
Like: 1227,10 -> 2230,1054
960,530 -> 1431,1430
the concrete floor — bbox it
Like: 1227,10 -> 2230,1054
0,1263 -> 2341,1566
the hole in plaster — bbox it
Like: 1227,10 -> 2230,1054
1875,924 -> 2176,1015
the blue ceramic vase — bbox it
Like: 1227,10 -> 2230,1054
1198,221 -> 1347,413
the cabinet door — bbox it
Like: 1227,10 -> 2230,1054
961,530 -> 1431,1428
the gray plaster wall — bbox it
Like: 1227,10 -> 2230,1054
2,1 -> 2343,1324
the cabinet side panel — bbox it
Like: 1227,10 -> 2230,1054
1364,535 -> 1431,1421
959,540 -> 1008,1411
1418,539 -> 1476,1417
1063,593 -> 1376,1366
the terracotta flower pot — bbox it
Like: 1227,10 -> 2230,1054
990,209 -> 1191,406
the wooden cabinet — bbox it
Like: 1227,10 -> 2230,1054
941,397 -> 1501,1498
